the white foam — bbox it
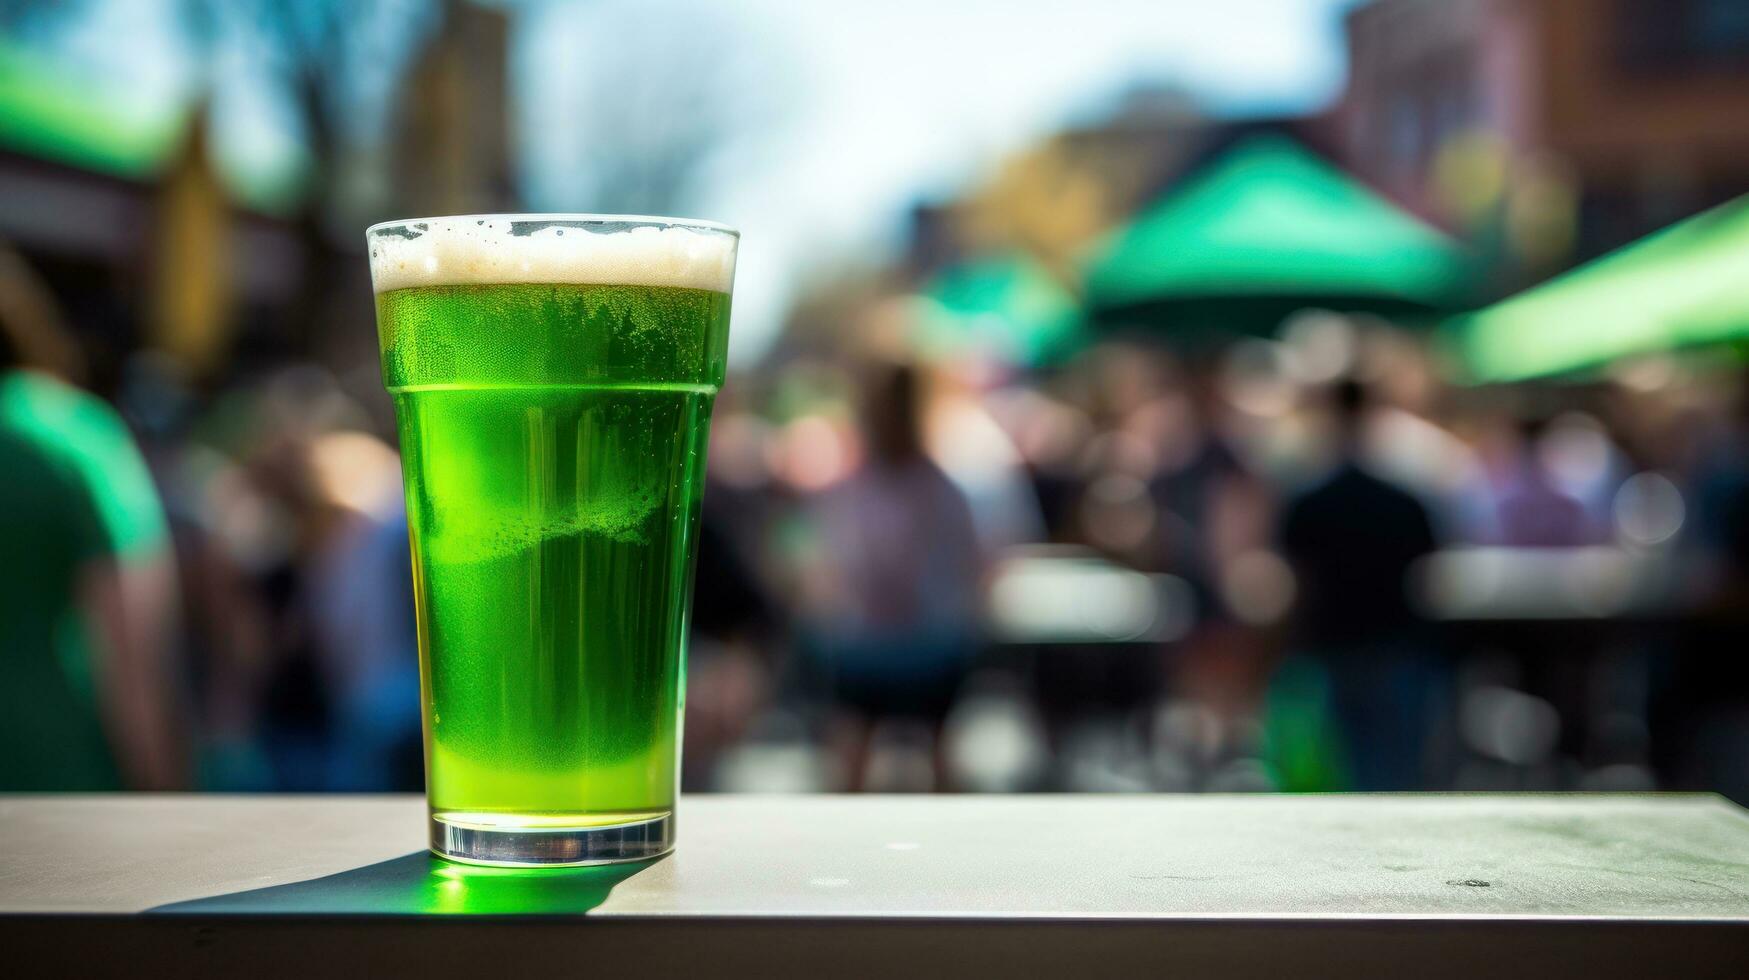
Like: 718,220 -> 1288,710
367,216 -> 737,294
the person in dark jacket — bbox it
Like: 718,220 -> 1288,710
1279,378 -> 1441,790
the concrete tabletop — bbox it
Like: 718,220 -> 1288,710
4,793 -> 1747,978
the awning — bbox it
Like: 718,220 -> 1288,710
1083,134 -> 1471,334
1452,195 -> 1749,383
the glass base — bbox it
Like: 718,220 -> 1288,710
430,811 -> 674,867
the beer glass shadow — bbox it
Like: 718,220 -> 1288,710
149,853 -> 659,915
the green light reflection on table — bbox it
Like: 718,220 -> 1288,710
152,853 -> 655,916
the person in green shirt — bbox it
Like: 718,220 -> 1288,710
0,247 -> 183,790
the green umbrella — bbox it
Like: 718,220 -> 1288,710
1453,195 -> 1749,383
915,254 -> 1084,367
1084,135 -> 1471,333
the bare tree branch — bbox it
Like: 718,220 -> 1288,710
557,1 -> 786,216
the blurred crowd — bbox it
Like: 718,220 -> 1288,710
6,242 -> 1749,802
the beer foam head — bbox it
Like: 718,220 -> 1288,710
367,215 -> 738,294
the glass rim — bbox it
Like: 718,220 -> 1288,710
365,213 -> 739,238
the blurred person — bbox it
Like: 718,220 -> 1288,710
682,498 -> 781,790
239,368 -> 383,790
1149,358 -> 1274,596
1536,413 -> 1631,536
1347,338 -> 1490,543
304,432 -> 422,791
312,504 -> 421,791
1148,357 -> 1277,725
1488,416 -> 1605,547
924,361 -> 1046,554
0,247 -> 184,790
1277,377 -> 1442,791
1011,365 -> 1180,751
119,352 -> 277,789
797,362 -> 985,791
1684,376 -> 1749,580
164,470 -> 277,790
1658,373 -> 1749,801
656,374 -> 782,790
988,384 -> 1091,543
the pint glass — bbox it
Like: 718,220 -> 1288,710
367,215 -> 736,865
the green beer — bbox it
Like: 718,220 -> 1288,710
368,217 -> 736,865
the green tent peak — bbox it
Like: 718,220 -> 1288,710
1084,134 -> 1471,330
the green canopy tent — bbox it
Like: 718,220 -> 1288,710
1451,195 -> 1749,383
913,254 -> 1085,367
1083,134 -> 1472,335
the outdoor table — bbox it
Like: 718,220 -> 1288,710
3,794 -> 1747,978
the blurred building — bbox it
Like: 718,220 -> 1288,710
903,89 -> 1342,290
390,2 -> 516,217
0,46 -> 304,386
0,1 -> 521,385
1335,0 -> 1749,271
938,89 -> 1205,279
